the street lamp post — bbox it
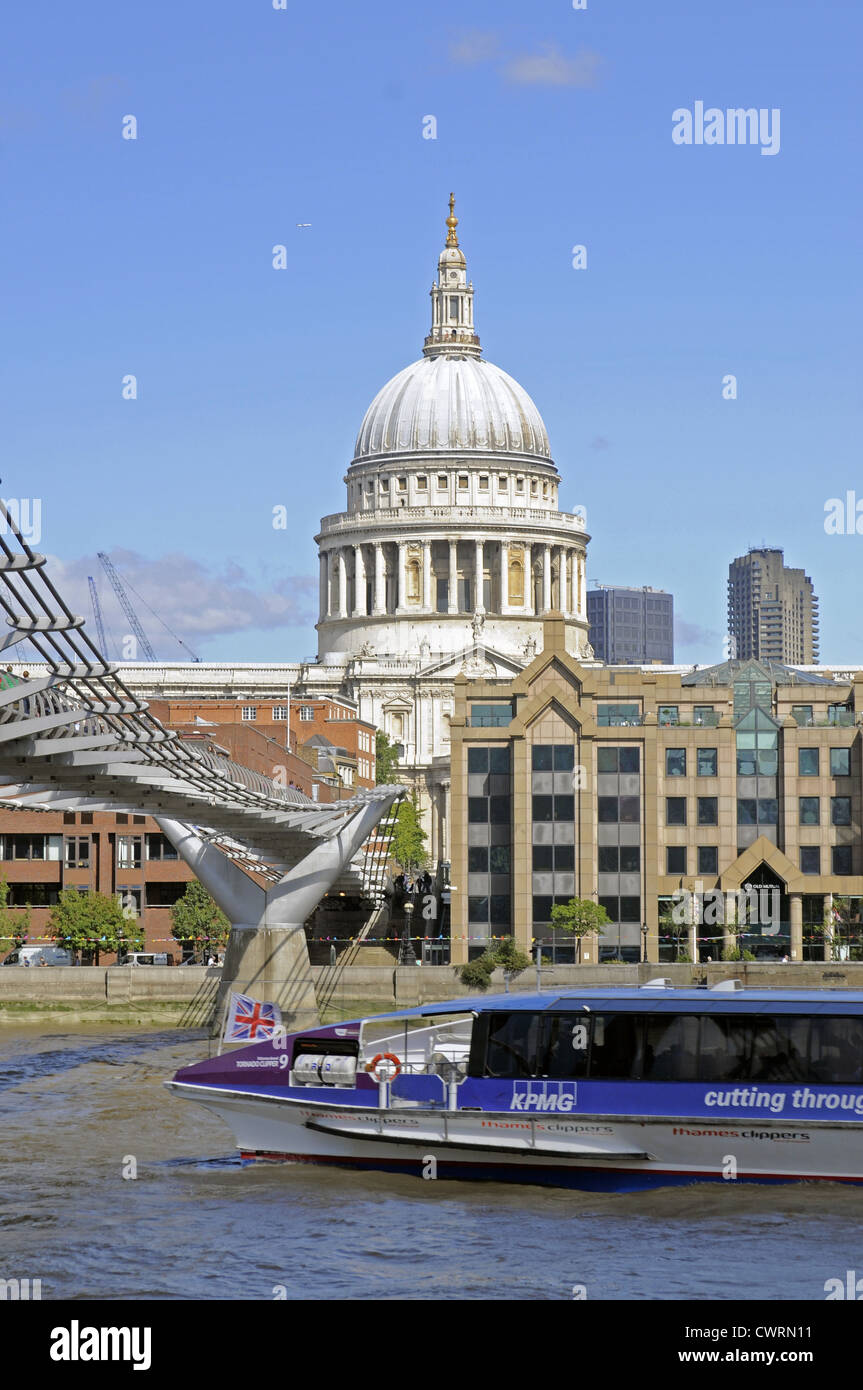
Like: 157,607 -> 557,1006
400,900 -> 418,966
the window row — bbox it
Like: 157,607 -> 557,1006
800,748 -> 852,777
666,797 -> 718,826
472,1010 -> 863,1084
799,797 -> 852,826
666,749 -> 718,777
801,846 -> 853,876
666,846 -> 718,875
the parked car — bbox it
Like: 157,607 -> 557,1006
1,945 -> 75,967
113,952 -> 174,967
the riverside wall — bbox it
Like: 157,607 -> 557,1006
2,960 -> 863,1026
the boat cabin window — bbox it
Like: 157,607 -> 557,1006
470,1011 -> 863,1085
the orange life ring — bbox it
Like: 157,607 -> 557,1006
366,1052 -> 402,1081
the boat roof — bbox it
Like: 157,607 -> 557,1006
361,985 -> 863,1025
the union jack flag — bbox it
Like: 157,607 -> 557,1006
225,992 -> 282,1042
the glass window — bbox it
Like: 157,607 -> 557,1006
597,704 -> 639,727
468,846 -> 488,872
533,844 -> 553,871
467,747 -> 488,773
697,748 -> 718,777
554,745 -> 575,772
666,846 -> 686,874
619,747 -> 640,774
596,747 -> 618,773
598,896 -> 618,923
809,1018 -> 863,1084
619,896 -> 641,922
619,796 -> 640,823
801,846 -> 820,875
489,796 -> 510,824
532,745 -> 553,771
831,748 -> 851,777
116,836 -> 142,870
489,748 -> 510,774
642,1015 -> 699,1081
737,799 -> 757,825
553,795 -> 574,821
658,706 -> 679,726
757,798 -> 778,824
666,749 -> 686,777
831,797 -> 852,826
489,845 -> 511,873
799,748 -> 820,777
620,846 -> 640,873
590,1014 -> 644,1079
833,846 -> 853,875
539,1015 -> 590,1079
693,706 -> 715,725
468,896 -> 489,923
697,797 -> 718,826
489,895 -> 510,925
532,796 -> 553,822
468,798 -> 487,823
698,845 -> 718,875
799,797 -> 820,826
598,846 -> 618,872
666,797 -> 686,826
532,896 -> 554,924
481,1013 -> 541,1077
597,797 -> 619,823
792,705 -> 813,727
554,844 -> 574,870
241,706 -> 257,721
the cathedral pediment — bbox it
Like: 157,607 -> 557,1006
417,644 -> 524,680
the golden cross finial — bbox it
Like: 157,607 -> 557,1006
445,191 -> 459,247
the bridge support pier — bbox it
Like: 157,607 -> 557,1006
157,793 -> 398,1037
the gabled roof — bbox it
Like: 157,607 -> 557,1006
682,658 -> 837,688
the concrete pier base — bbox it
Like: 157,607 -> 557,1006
215,925 -> 319,1037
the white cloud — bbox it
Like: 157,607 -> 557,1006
50,548 -> 316,659
503,45 -> 603,89
449,30 -> 502,66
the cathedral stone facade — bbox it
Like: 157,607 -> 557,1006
310,197 -> 592,863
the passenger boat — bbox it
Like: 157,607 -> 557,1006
167,981 -> 863,1191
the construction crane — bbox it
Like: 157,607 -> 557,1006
96,552 -> 201,662
97,553 -> 158,661
87,576 -> 109,655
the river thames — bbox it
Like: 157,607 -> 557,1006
2,1025 -> 862,1302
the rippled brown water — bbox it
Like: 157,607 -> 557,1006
1,1025 -> 862,1301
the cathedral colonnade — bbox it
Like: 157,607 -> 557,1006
318,538 -> 587,623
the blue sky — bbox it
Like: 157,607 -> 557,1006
3,0 -> 861,665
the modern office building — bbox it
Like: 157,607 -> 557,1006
450,616 -> 862,966
728,548 -> 819,665
587,585 -> 674,664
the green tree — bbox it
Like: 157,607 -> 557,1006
0,874 -> 31,952
658,902 -> 690,963
550,897 -> 611,963
375,731 -> 400,785
459,935 -> 533,991
391,795 -> 427,875
47,888 -> 131,965
170,881 -> 231,962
